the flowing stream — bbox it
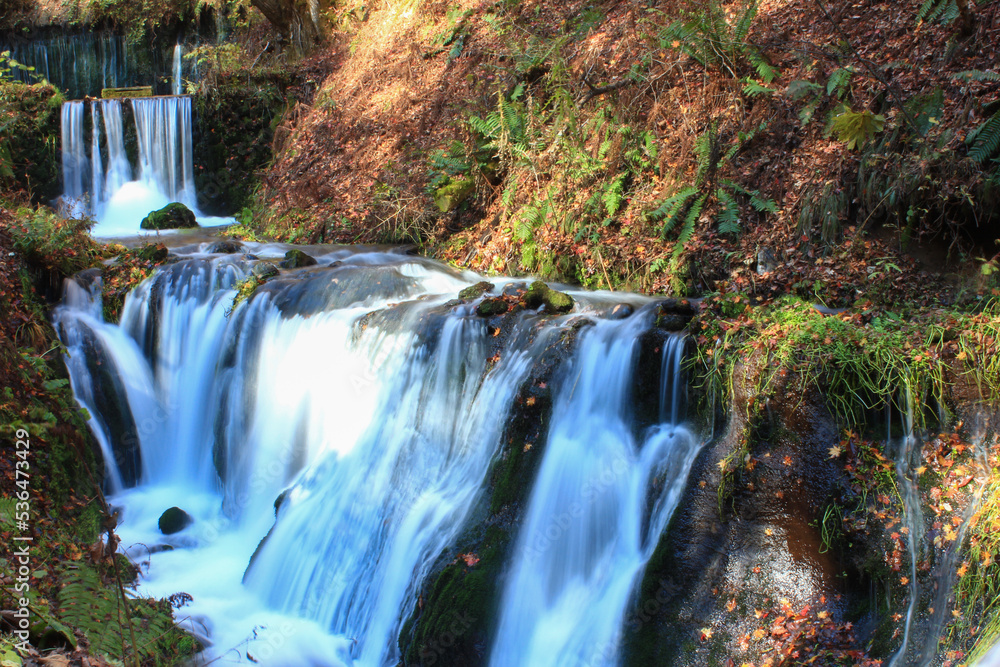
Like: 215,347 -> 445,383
55,244 -> 700,666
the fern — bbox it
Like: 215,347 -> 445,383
917,0 -> 959,24
602,174 -> 627,217
717,188 -> 740,235
648,186 -> 699,238
968,111 -> 1000,163
826,67 -> 852,97
673,193 -> 708,259
952,70 -> 1000,82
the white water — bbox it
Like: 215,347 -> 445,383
489,324 -> 699,667
55,247 -> 701,666
172,44 -> 184,96
1,32 -> 132,99
59,95 -> 231,236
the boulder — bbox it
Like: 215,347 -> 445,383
280,249 -> 318,269
477,297 -> 509,317
251,262 -> 280,280
608,303 -> 634,320
140,203 -> 198,230
206,239 -> 244,254
524,281 -> 574,313
158,507 -> 193,535
137,243 -> 169,262
460,281 -> 494,300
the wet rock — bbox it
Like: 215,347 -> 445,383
251,262 -> 280,280
477,297 -> 509,317
158,507 -> 193,535
206,239 -> 244,254
274,489 -> 289,517
524,281 -> 574,313
459,281 -> 493,300
280,248 -> 318,269
608,303 -> 634,320
502,282 -> 527,297
654,298 -> 696,331
140,202 -> 198,230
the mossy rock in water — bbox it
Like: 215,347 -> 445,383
140,203 -> 198,230
477,297 -> 509,317
280,249 -> 317,269
524,281 -> 574,313
158,507 -> 193,535
252,262 -> 280,280
137,243 -> 170,262
433,177 -> 474,212
459,281 -> 493,300
206,239 -> 245,254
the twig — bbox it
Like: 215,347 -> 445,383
581,73 -> 636,104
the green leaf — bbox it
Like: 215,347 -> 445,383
831,109 -> 886,150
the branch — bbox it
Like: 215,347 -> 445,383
581,74 -> 635,104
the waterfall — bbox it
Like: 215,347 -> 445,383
59,95 -> 220,236
172,43 -> 183,96
489,322 -> 699,667
1,33 -> 133,99
55,245 -> 699,666
59,101 -> 88,218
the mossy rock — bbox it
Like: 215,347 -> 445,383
433,177 -> 474,212
524,281 -> 574,313
140,203 -> 198,230
459,281 -> 493,300
207,239 -> 245,254
476,297 -> 509,317
252,262 -> 280,280
280,248 -> 318,269
158,507 -> 193,535
137,243 -> 170,262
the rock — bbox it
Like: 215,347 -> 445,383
502,282 -> 528,297
251,262 -> 279,280
274,489 -> 289,517
137,243 -> 169,262
140,202 -> 198,230
608,304 -> 634,320
433,177 -> 474,212
459,281 -> 493,300
524,281 -> 574,313
158,507 -> 193,535
656,312 -> 689,331
757,247 -> 778,275
206,239 -> 244,254
280,248 -> 318,269
477,297 -> 509,317
654,298 -> 696,330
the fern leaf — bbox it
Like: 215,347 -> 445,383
952,70 -> 1000,82
648,186 -> 699,237
717,189 -> 740,235
672,194 -> 707,259
968,111 -> 1000,163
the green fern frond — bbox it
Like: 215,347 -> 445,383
648,186 -> 699,238
717,188 -> 740,235
672,193 -> 708,259
968,111 -> 1000,163
952,70 -> 1000,82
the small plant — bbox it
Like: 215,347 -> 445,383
830,108 -> 886,150
659,0 -> 778,83
967,110 -> 1000,163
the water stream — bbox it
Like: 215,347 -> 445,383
55,245 -> 698,666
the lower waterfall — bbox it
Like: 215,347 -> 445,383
55,243 -> 700,666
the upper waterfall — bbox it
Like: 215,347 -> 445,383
58,96 -> 228,236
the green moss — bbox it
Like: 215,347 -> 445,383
524,281 -> 574,313
140,202 -> 198,230
101,86 -> 153,98
0,81 -> 64,203
433,177 -> 474,212
459,281 -> 493,300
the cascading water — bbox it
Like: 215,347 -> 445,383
55,243 -> 702,666
489,324 -> 699,667
59,96 -> 227,236
172,43 -> 183,95
1,33 -> 132,99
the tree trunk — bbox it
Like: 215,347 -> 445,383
251,0 -> 325,55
